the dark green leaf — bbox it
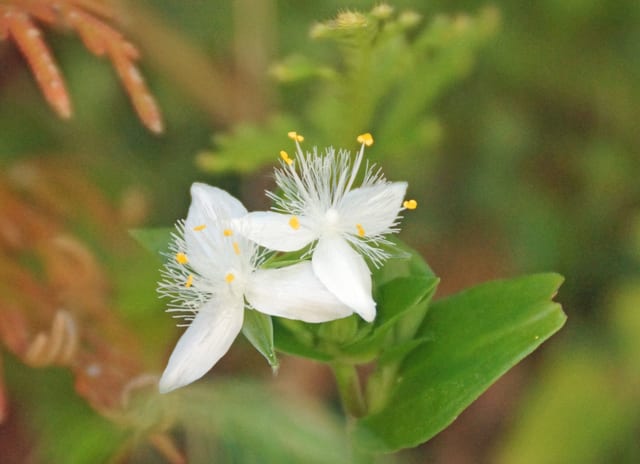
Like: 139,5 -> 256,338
355,273 -> 566,453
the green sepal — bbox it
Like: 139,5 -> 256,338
242,309 -> 278,369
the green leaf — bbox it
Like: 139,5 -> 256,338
129,227 -> 173,261
371,238 -> 435,286
340,275 -> 438,361
354,273 -> 566,453
242,309 -> 278,369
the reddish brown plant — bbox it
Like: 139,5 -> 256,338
0,0 -> 163,133
0,159 -> 182,462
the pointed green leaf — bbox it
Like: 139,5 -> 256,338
355,273 -> 566,453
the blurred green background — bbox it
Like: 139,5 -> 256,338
1,0 -> 639,462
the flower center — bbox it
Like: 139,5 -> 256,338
325,208 -> 340,226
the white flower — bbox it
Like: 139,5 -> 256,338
158,183 -> 352,393
236,133 -> 416,323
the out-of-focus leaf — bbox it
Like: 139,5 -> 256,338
494,349 -> 637,464
610,280 -> 640,375
354,273 -> 566,452
196,115 -> 299,173
270,54 -> 337,82
173,381 -> 353,464
129,227 -> 173,261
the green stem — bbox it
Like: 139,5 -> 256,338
332,363 -> 367,418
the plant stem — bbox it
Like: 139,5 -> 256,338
332,363 -> 367,418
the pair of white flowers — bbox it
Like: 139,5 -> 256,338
158,133 -> 416,393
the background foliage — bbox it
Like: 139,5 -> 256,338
1,0 -> 639,462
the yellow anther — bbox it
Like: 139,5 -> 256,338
185,274 -> 194,288
403,199 -> 418,210
225,273 -> 235,283
356,223 -> 366,237
357,133 -> 374,146
289,216 -> 300,230
287,131 -> 304,142
175,252 -> 188,264
193,224 -> 207,231
280,151 -> 294,166
223,228 -> 233,237
280,150 -> 293,166
232,242 -> 241,255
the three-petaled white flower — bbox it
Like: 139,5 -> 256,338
158,183 -> 352,393
236,133 -> 415,323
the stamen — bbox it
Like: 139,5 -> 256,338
289,216 -> 300,230
225,273 -> 235,283
175,252 -> 188,264
185,275 -> 194,288
280,150 -> 294,166
403,199 -> 418,210
357,133 -> 374,146
223,228 -> 233,236
193,224 -> 207,231
287,131 -> 304,142
232,242 -> 241,255
356,224 -> 366,237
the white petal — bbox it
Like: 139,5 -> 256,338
312,236 -> 376,322
187,183 -> 248,226
246,262 -> 353,323
158,298 -> 244,393
183,184 -> 248,273
235,211 -> 316,252
338,182 -> 407,237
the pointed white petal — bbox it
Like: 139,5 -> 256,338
182,184 -> 248,273
246,262 -> 353,323
158,298 -> 244,393
187,183 -> 248,226
339,182 -> 407,237
235,211 -> 316,252
312,236 -> 376,322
